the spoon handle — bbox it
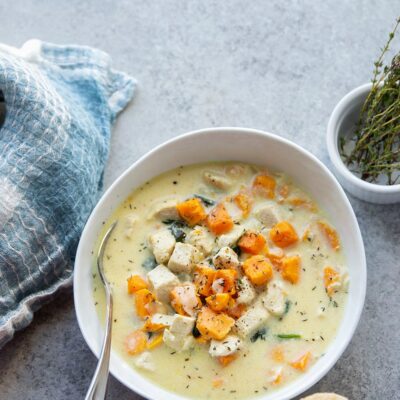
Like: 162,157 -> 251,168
85,287 -> 113,400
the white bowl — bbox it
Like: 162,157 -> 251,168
74,127 -> 366,400
327,83 -> 400,204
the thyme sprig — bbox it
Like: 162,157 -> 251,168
343,18 -> 400,185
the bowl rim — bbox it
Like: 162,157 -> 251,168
327,82 -> 400,193
74,126 -> 366,400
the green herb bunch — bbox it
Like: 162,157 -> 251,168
343,18 -> 400,184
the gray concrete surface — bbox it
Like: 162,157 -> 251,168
0,1 -> 399,399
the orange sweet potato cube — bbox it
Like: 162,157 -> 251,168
177,198 -> 207,226
207,203 -> 233,235
127,275 -> 148,294
196,307 -> 235,340
269,221 -> 298,248
242,255 -> 273,285
281,255 -> 301,284
213,269 -> 238,295
238,231 -> 266,254
134,289 -> 156,318
205,293 -> 231,312
252,174 -> 276,199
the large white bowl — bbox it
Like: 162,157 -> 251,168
74,127 -> 366,400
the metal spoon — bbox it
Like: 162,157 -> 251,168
85,221 -> 117,400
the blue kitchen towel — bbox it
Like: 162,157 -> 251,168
0,40 -> 135,348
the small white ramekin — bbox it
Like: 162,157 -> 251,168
327,83 -> 400,204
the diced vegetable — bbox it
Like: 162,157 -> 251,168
225,303 -> 246,319
252,174 -> 276,199
238,231 -> 266,254
290,351 -> 312,371
206,293 -> 231,312
288,197 -> 317,212
213,269 -> 238,295
127,275 -> 148,294
269,221 -> 298,248
212,377 -> 224,388
277,333 -> 302,339
278,184 -> 290,198
142,256 -> 157,270
125,330 -> 148,355
250,327 -> 267,342
194,194 -> 216,206
234,192 -> 252,217
281,255 -> 301,284
207,203 -> 234,235
135,289 -> 156,318
170,283 -> 202,316
177,198 -> 207,226
168,221 -> 187,242
217,354 -> 238,367
271,346 -> 284,362
323,266 -> 341,296
318,221 -> 340,251
242,255 -> 273,285
196,307 -> 235,340
194,265 -> 217,297
142,317 -> 167,332
147,334 -> 164,350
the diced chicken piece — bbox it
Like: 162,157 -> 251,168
209,335 -> 243,357
217,225 -> 245,248
150,313 -> 176,327
225,163 -> 251,177
134,351 -> 155,371
255,204 -> 280,228
261,281 -> 286,316
185,225 -> 214,256
148,229 -> 176,264
170,314 -> 195,336
124,214 -> 138,239
148,198 -> 180,221
192,247 -> 205,264
236,276 -> 256,305
203,171 -> 232,191
234,301 -> 270,338
213,246 -> 240,269
168,243 -> 196,274
147,265 -> 180,303
163,329 -> 194,352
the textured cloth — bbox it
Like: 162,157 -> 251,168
0,40 -> 135,348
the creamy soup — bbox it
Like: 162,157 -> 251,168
93,162 -> 348,399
